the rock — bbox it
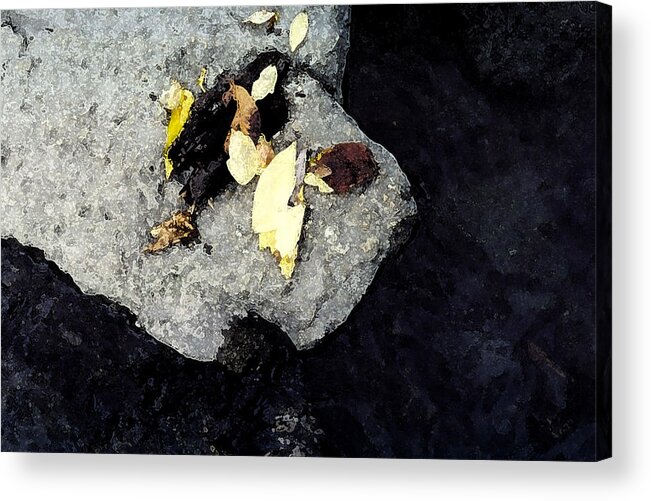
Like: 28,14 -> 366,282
1,7 -> 416,361
1,6 -> 350,97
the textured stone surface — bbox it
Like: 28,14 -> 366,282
1,7 -> 416,360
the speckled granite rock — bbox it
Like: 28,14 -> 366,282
1,7 -> 416,361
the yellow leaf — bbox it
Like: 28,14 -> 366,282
226,130 -> 263,185
251,142 -> 305,279
161,82 -> 194,179
244,10 -> 277,25
252,142 -> 297,233
256,204 -> 305,279
304,172 -> 334,193
289,12 -> 309,52
251,65 -> 278,102
274,203 -> 305,258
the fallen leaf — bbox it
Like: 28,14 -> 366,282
145,210 -> 198,253
289,12 -> 309,52
273,203 -> 305,258
304,172 -> 334,193
197,67 -> 208,92
252,142 -> 297,233
251,142 -> 305,278
256,135 -> 275,167
222,82 -> 260,149
251,65 -> 278,102
244,10 -> 278,25
226,130 -> 264,185
161,81 -> 195,178
258,202 -> 305,279
310,142 -> 378,193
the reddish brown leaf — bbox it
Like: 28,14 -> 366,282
310,142 -> 379,194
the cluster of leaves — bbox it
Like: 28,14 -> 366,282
146,11 -> 379,279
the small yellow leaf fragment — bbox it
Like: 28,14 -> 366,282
251,65 -> 278,102
244,10 -> 277,25
161,82 -> 194,179
304,172 -> 334,193
289,12 -> 309,52
164,156 -> 174,179
252,142 -> 297,233
279,252 -> 298,280
226,130 -> 263,185
165,89 -> 194,150
197,67 -> 208,92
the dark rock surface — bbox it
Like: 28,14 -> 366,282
2,3 -> 603,459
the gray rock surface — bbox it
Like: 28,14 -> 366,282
1,7 -> 416,361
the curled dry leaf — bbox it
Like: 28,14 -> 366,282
222,82 -> 260,149
197,67 -> 208,92
226,130 -> 263,185
161,81 -> 194,179
251,65 -> 278,102
243,10 -> 278,25
289,12 -> 309,52
145,210 -> 198,253
310,142 -> 379,193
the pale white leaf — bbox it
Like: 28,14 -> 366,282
252,142 -> 297,233
226,130 -> 263,185
251,65 -> 278,102
289,12 -> 309,52
244,10 -> 277,25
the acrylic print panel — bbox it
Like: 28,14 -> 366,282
1,3 -> 611,460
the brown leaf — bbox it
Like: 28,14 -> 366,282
309,142 -> 379,194
145,210 -> 198,253
256,134 -> 275,167
222,81 -> 260,150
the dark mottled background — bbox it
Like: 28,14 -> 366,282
1,3 -> 611,459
